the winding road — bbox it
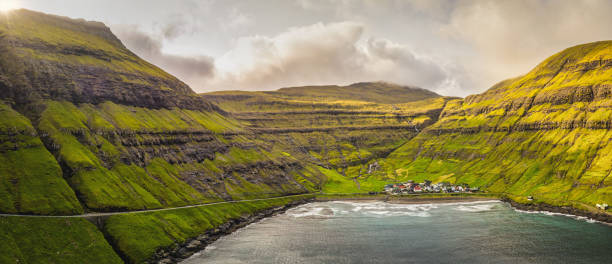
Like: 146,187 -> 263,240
0,193 -> 314,218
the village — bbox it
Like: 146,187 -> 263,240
383,180 -> 479,195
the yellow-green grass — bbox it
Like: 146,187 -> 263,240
0,102 -> 82,215
0,216 -> 122,264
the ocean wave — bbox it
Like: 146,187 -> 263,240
454,203 -> 497,212
287,201 -> 439,218
286,204 -> 336,218
286,200 -> 506,219
512,208 -> 606,225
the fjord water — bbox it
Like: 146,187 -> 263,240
183,201 -> 612,264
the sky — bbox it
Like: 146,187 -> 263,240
6,0 -> 612,96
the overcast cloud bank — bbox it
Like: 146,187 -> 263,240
102,0 -> 612,96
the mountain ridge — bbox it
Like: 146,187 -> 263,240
204,81 -> 443,105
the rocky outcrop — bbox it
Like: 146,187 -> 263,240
502,197 -> 612,223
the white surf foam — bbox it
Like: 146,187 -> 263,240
286,204 -> 336,218
454,203 -> 497,212
286,200 -> 503,219
512,208 -> 607,225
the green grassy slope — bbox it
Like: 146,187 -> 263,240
23,95 -> 321,212
0,102 -> 82,215
377,41 -> 612,211
0,217 -> 123,264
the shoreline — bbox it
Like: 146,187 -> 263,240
157,195 -> 610,263
315,194 -> 500,204
149,198 -> 314,264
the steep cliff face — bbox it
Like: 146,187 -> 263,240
203,84 -> 452,193
382,41 -> 612,210
0,9 -> 323,215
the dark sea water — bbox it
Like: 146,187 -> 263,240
182,200 -> 612,264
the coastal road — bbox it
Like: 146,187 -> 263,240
0,193 -> 315,218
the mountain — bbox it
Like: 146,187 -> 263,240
0,10 -> 326,263
0,9 -> 323,214
377,41 -> 612,211
203,83 -> 452,192
206,41 -> 612,215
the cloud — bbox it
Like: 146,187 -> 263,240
102,0 -> 612,96
439,0 -> 612,89
291,0 -> 612,95
206,21 -> 454,93
111,25 -> 215,88
222,8 -> 252,31
161,18 -> 186,40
